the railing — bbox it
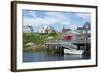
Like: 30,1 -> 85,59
45,40 -> 77,50
62,42 -> 77,50
71,39 -> 91,44
45,39 -> 90,50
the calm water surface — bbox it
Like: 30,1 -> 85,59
23,51 -> 90,62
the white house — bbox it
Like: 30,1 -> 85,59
23,25 -> 31,32
39,25 -> 54,34
23,25 -> 34,32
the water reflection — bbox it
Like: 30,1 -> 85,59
23,49 -> 90,62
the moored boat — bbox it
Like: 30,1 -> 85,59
64,48 -> 84,55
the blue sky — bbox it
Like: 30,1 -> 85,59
22,10 -> 91,32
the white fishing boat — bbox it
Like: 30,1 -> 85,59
64,48 -> 84,55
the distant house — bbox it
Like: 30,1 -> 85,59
83,22 -> 91,34
23,25 -> 31,32
63,30 -> 80,41
62,26 -> 79,41
23,24 -> 34,32
62,22 -> 91,41
77,22 -> 90,33
39,25 -> 54,34
77,22 -> 91,39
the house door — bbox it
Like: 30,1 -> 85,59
64,36 -> 72,41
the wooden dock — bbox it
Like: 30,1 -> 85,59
45,39 -> 90,52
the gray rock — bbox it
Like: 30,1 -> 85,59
26,42 -> 35,46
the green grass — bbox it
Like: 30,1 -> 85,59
23,32 -> 62,46
23,33 -> 46,45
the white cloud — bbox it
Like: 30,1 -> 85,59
28,11 -> 36,17
23,10 -> 37,17
23,11 -> 92,31
75,13 -> 91,21
23,17 -> 40,26
46,12 -> 71,24
46,12 -> 66,19
23,11 -> 71,28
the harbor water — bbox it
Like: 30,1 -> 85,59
23,51 -> 90,62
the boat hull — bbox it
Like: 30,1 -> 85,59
64,49 -> 84,55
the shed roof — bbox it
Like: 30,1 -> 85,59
64,31 -> 80,35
